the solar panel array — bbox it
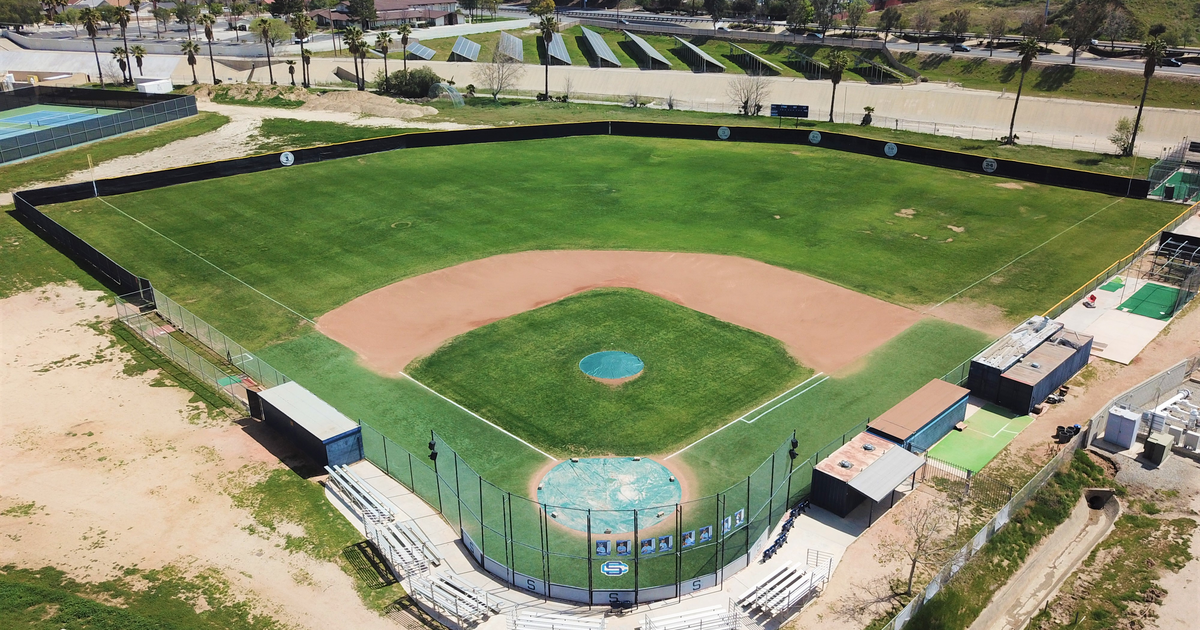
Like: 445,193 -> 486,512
673,36 -> 725,72
546,32 -> 572,65
623,31 -> 672,68
729,43 -> 782,73
450,36 -> 481,62
405,41 -> 436,61
580,27 -> 621,67
497,32 -> 524,62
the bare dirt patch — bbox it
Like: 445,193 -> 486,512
995,182 -> 1025,190
0,284 -> 395,630
924,299 -> 1017,337
316,250 -> 924,375
895,208 -> 917,218
947,225 -> 966,233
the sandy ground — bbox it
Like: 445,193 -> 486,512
1156,491 -> 1200,630
316,250 -> 925,375
0,284 -> 396,630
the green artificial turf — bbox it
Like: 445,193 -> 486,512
1118,282 -> 1182,320
407,288 -> 812,457
43,135 -> 1179,352
927,405 -> 1034,473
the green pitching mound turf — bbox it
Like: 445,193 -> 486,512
927,404 -> 1034,473
406,288 -> 812,457
1118,283 -> 1181,320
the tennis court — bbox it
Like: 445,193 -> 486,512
1118,282 -> 1182,320
927,403 -> 1034,473
0,104 -> 122,140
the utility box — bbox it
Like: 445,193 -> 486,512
1143,432 -> 1174,466
1103,406 -> 1141,449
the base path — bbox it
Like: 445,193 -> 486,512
317,250 -> 923,374
968,494 -> 1121,630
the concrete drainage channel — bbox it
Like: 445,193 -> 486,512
968,489 -> 1120,630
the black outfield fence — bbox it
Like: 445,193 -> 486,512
0,85 -> 197,164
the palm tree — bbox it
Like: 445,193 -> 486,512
111,47 -> 129,83
151,0 -> 161,37
1126,38 -> 1168,157
290,13 -> 315,87
1004,37 -> 1041,145
302,49 -> 312,89
397,22 -> 412,72
116,7 -> 133,83
376,31 -> 392,77
343,25 -> 365,91
130,45 -> 147,76
826,50 -> 852,123
357,39 -> 368,91
199,12 -> 218,84
286,60 -> 297,86
530,0 -> 557,99
253,17 -> 276,84
81,7 -> 105,86
230,2 -> 247,42
181,39 -> 201,84
130,0 -> 143,37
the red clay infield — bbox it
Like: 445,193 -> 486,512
316,251 -> 924,375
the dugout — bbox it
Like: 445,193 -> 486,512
968,317 -> 1093,415
867,379 -> 970,452
248,381 -> 363,467
811,432 -> 925,524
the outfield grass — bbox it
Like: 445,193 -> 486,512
43,135 -> 1177,352
0,111 -> 229,194
408,288 -> 812,456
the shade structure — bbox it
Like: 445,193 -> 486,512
450,36 -> 481,62
847,446 -> 925,502
581,27 -> 621,67
623,31 -> 672,69
673,36 -> 725,72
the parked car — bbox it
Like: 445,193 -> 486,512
806,32 -> 823,40
950,43 -> 971,52
293,35 -> 312,44
1160,57 -> 1183,67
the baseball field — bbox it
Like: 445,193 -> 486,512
39,134 -> 1180,498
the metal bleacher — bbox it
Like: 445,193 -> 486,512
412,571 -> 504,626
405,41 -> 436,60
324,464 -> 444,578
451,36 -> 482,62
509,609 -> 606,630
646,604 -> 742,630
735,556 -> 829,618
581,27 -> 621,67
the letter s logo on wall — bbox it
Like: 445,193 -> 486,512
526,579 -> 536,591
692,580 -> 702,591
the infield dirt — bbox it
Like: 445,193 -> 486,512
318,250 -> 924,375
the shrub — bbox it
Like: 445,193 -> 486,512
375,67 -> 443,98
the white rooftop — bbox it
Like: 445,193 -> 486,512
259,381 -> 358,441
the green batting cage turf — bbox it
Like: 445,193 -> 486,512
1118,283 -> 1182,320
1099,277 -> 1125,292
927,404 -> 1034,473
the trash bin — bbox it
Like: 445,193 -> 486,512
1164,184 -> 1175,201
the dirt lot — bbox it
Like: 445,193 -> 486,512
0,284 -> 396,629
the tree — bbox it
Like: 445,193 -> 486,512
1042,23 -> 1063,46
375,30 -> 392,77
1004,37 -> 1040,145
129,0 -> 142,37
252,17 -> 284,84
397,22 -> 412,72
1101,7 -> 1130,50
302,49 -> 312,88
199,12 -> 218,84
913,5 -> 934,51
826,49 -> 851,122
57,8 -> 83,36
285,59 -> 296,85
110,47 -> 129,84
812,0 -> 837,36
483,0 -> 499,20
941,9 -> 971,49
376,66 -> 442,97
986,14 -> 1007,57
152,7 -> 172,37
845,0 -> 867,38
116,7 -> 133,83
81,7 -> 106,86
1108,116 -> 1142,155
230,2 -> 247,42
1065,0 -> 1108,63
39,0 -> 65,21
787,0 -> 813,32
291,13 -> 315,87
130,44 -> 147,76
879,6 -> 903,45
875,499 -> 954,596
181,38 -> 201,84
268,0 -> 303,17
174,2 -> 199,38
727,72 -> 771,116
347,0 -> 374,30
475,42 -> 525,100
343,25 -> 365,90
1020,11 -> 1046,39
704,0 -> 727,31
530,0 -> 556,99
1126,37 -> 1167,156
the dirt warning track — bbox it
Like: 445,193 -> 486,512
317,250 -> 923,375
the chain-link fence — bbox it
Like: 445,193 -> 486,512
1086,353 -> 1200,445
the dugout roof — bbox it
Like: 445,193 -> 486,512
848,446 -> 925,502
258,381 -> 358,442
868,379 -> 970,443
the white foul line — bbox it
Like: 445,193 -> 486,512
398,371 -> 557,461
666,374 -> 829,460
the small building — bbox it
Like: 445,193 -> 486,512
310,0 -> 459,29
811,432 -> 925,523
968,316 -> 1093,415
867,379 -> 970,452
249,381 -> 363,467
